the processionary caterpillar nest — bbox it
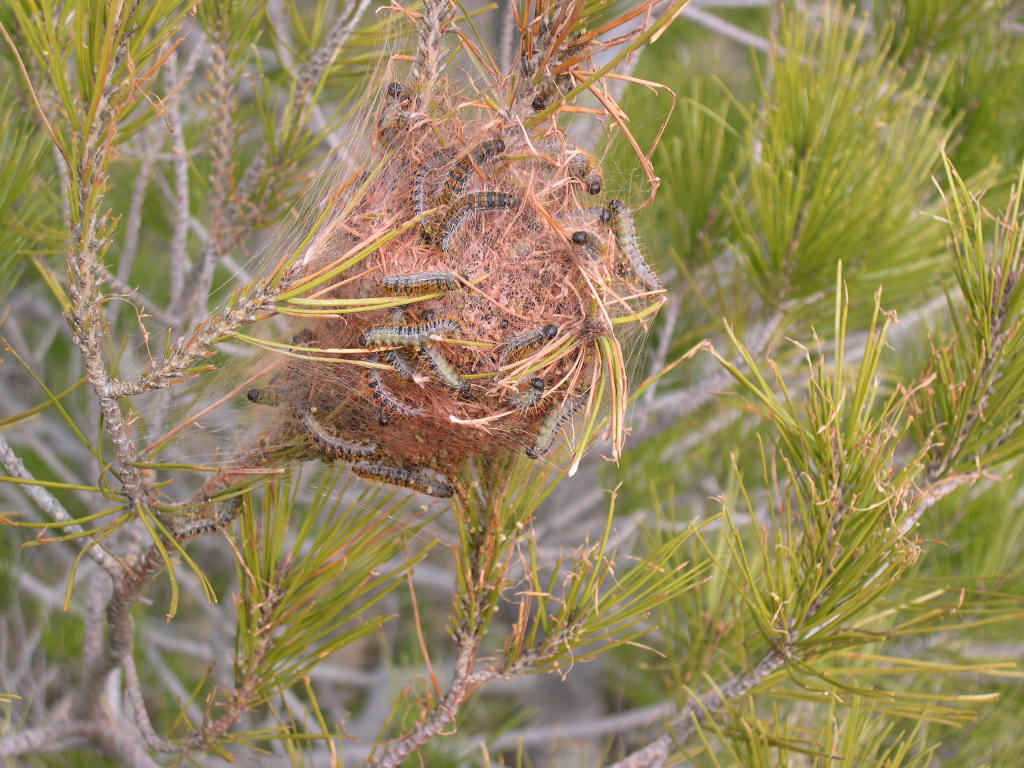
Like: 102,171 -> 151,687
210,9 -> 665,501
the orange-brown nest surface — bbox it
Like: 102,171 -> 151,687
225,73 -> 663,498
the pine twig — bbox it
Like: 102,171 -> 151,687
608,650 -> 787,768
123,652 -> 183,754
164,48 -> 192,315
607,463 -> 976,767
0,434 -> 119,573
370,636 -> 481,768
413,0 -> 455,109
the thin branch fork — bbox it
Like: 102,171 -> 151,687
0,434 -> 119,574
0,717 -> 160,768
370,636 -> 481,768
607,459 -> 980,767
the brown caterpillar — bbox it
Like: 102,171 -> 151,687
367,370 -> 426,419
360,319 -> 461,348
413,147 -> 458,242
377,81 -> 412,142
607,199 -> 662,292
531,77 -> 561,111
418,341 -> 470,395
526,396 -> 586,459
508,377 -> 546,409
439,191 -> 519,252
498,324 -> 558,366
571,231 -> 603,260
351,462 -> 453,498
380,270 -> 459,296
246,388 -> 281,406
567,151 -> 603,195
441,139 -> 506,203
302,406 -> 380,461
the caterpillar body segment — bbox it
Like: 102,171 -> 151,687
413,148 -> 458,242
526,396 -> 586,459
367,370 -> 426,419
381,348 -> 417,380
413,148 -> 457,216
498,324 -> 558,366
302,406 -> 381,461
360,319 -> 462,348
607,199 -> 662,292
531,77 -> 561,112
291,328 -> 315,346
571,230 -> 603,260
439,191 -> 520,252
377,307 -> 419,379
351,462 -> 454,498
567,151 -> 603,195
175,497 -> 242,541
590,205 -> 613,226
441,138 -> 506,203
377,81 -> 412,141
508,377 -> 546,409
418,341 -> 470,396
380,270 -> 459,296
246,388 -> 281,406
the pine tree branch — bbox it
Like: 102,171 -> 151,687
481,701 -> 675,753
370,636 -> 481,768
607,457 -> 977,767
123,652 -> 183,754
164,48 -> 192,316
0,722 -> 90,758
236,0 -> 374,210
413,0 -> 455,109
683,5 -> 774,53
608,650 -> 788,768
0,434 -> 120,573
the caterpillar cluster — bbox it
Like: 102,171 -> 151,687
227,26 -> 664,500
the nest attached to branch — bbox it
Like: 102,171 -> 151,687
209,4 -> 666,500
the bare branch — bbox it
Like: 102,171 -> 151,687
0,434 -> 119,573
370,637 -> 480,768
123,652 -> 183,754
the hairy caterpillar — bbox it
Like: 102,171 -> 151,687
413,147 -> 458,241
360,319 -> 461,348
441,138 -> 506,203
526,396 -> 586,459
439,191 -> 519,252
380,270 -> 459,296
607,199 -> 662,292
418,341 -> 470,395
531,77 -> 561,111
174,497 -> 242,541
570,230 -> 603,260
498,324 -> 558,366
351,462 -> 454,498
381,348 -> 417,380
377,81 -> 412,143
367,370 -> 426,419
567,151 -> 604,195
377,308 -> 419,380
302,406 -> 380,461
508,377 -> 546,409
